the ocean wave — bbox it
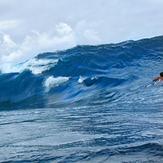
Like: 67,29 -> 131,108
0,35 -> 162,109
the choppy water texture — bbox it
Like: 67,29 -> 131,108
0,36 -> 163,162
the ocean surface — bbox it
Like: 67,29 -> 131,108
0,36 -> 163,162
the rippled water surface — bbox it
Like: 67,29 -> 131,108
1,103 -> 163,162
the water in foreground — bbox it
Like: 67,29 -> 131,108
0,36 -> 163,162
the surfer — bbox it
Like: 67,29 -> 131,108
153,72 -> 163,82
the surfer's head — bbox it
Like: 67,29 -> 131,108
160,72 -> 163,77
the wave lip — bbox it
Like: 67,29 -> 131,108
1,58 -> 58,75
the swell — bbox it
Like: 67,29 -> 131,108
42,36 -> 163,77
0,35 -> 163,110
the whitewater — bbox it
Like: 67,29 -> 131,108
0,36 -> 163,162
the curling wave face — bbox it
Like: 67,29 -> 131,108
0,36 -> 163,109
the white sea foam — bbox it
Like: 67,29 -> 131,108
78,76 -> 86,84
44,76 -> 70,92
1,58 -> 58,74
22,58 -> 58,74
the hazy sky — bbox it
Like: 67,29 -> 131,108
0,0 -> 163,67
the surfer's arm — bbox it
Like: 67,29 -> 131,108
153,77 -> 159,82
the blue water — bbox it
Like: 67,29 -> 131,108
0,36 -> 163,162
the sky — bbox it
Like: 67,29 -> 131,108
0,0 -> 163,70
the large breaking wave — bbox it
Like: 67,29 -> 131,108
0,35 -> 163,109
